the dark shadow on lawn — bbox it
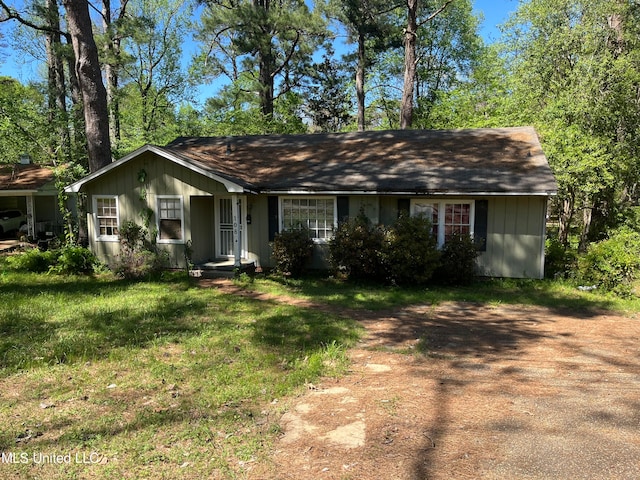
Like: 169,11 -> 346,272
265,275 -> 618,316
0,276 -> 209,370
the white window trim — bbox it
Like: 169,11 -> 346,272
410,199 -> 475,247
279,196 -> 337,243
93,195 -> 119,242
156,195 -> 185,244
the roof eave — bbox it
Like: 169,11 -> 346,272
0,189 -> 39,195
65,144 -> 249,194
262,189 -> 557,196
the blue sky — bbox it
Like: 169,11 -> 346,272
0,0 -> 519,84
473,0 -> 519,42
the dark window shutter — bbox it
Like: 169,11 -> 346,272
474,199 -> 488,251
268,196 -> 279,241
397,198 -> 410,218
337,196 -> 349,225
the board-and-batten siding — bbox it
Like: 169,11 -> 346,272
477,196 -> 547,279
83,150 -> 548,277
85,152 -> 230,267
347,195 -> 547,279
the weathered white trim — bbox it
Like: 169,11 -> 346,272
279,195 -> 337,243
264,190 -> 556,196
65,145 -> 247,194
93,195 -> 120,242
233,194 -> 241,267
0,190 -> 39,195
156,195 -> 185,244
411,199 -> 475,248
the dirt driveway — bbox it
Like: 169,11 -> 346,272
268,299 -> 640,479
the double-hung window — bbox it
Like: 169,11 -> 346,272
157,196 -> 184,242
94,196 -> 119,241
411,199 -> 474,247
281,197 -> 336,241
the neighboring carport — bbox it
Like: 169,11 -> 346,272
0,161 -> 62,239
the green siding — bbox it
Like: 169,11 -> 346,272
477,196 -> 546,279
85,152 -> 233,268
81,152 -> 548,277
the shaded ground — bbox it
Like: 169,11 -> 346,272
204,280 -> 640,479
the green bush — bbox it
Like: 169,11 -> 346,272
577,227 -> 640,296
329,211 -> 387,281
434,232 -> 478,285
384,214 -> 440,285
545,236 -> 577,279
6,248 -> 59,273
118,220 -> 147,250
51,245 -> 98,275
6,245 -> 98,275
114,220 -> 169,279
271,228 -> 314,277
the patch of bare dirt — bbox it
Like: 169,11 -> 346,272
200,279 -> 640,479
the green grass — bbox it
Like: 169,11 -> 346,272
242,273 -> 640,315
0,270 -> 361,479
0,264 -> 638,479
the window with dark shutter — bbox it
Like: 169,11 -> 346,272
268,196 -> 279,241
474,199 -> 488,252
337,196 -> 349,225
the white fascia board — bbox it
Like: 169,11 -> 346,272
0,190 -> 38,195
64,144 -> 247,193
263,190 -> 556,196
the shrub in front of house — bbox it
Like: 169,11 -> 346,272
271,227 -> 314,277
544,236 -> 577,279
114,220 -> 169,279
576,226 -> 640,296
6,245 -> 98,275
50,245 -> 98,275
329,210 -> 387,282
384,214 -> 440,285
6,248 -> 59,273
433,232 -> 478,285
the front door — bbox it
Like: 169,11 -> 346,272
216,196 -> 245,259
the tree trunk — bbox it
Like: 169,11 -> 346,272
400,0 -> 418,130
102,0 -> 122,147
355,31 -> 366,132
254,0 -> 274,118
45,0 -> 70,163
579,204 -> 592,252
62,0 -> 112,172
258,48 -> 275,117
558,193 -> 574,247
400,0 -> 453,129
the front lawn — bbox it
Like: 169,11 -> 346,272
0,268 -> 637,479
0,271 -> 361,479
244,273 -> 640,314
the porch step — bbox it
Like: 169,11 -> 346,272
192,260 -> 256,278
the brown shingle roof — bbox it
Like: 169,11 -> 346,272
0,164 -> 55,191
164,127 -> 557,194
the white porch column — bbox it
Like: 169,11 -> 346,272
25,194 -> 35,238
232,194 -> 241,267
